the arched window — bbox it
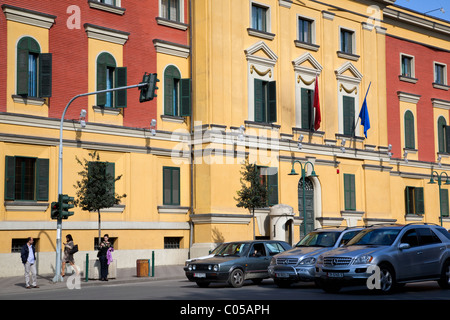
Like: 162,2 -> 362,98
17,37 -> 52,98
404,110 -> 415,149
96,52 -> 127,108
164,65 -> 191,116
438,116 -> 448,153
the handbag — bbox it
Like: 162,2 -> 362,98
69,244 -> 78,255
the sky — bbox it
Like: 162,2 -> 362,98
394,0 -> 450,22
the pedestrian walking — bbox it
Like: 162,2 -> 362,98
97,234 -> 113,281
20,237 -> 39,289
61,234 -> 78,277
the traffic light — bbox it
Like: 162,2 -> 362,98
139,72 -> 159,102
58,194 -> 74,219
50,201 -> 60,220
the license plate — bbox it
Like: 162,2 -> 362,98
276,273 -> 289,278
327,272 -> 343,278
194,273 -> 206,278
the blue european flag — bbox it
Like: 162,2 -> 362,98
359,82 -> 371,138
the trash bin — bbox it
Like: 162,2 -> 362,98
136,259 -> 150,277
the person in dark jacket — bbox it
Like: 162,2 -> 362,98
20,237 -> 39,289
97,234 -> 113,281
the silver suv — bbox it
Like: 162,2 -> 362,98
315,223 -> 450,293
268,227 -> 363,287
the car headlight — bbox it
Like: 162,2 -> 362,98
298,257 -> 316,265
213,265 -> 219,272
188,264 -> 193,271
353,255 -> 373,264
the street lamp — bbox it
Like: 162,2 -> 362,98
428,170 -> 450,226
288,160 -> 318,238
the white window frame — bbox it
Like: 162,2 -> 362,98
159,0 -> 185,23
250,1 -> 271,33
434,62 -> 447,86
400,53 -> 415,78
339,26 -> 356,55
297,14 -> 316,45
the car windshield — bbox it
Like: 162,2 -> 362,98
296,231 -> 339,247
210,243 -> 226,255
346,228 -> 400,246
214,242 -> 249,257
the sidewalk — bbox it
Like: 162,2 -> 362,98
0,265 -> 185,295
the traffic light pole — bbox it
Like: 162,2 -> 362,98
52,82 -> 148,283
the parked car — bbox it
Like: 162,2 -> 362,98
315,223 -> 450,293
183,243 -> 225,270
185,240 -> 291,288
268,227 -> 363,287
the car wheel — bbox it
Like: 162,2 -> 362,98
438,260 -> 450,289
228,269 -> 245,288
196,281 -> 210,288
378,264 -> 396,294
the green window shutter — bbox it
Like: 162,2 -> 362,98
404,111 -> 415,149
5,156 -> 15,200
35,158 -> 49,201
105,162 -> 115,195
97,61 -> 107,106
163,167 -> 180,205
115,67 -> 127,108
39,53 -> 52,98
267,81 -> 277,123
414,187 -> 424,215
445,125 -> 450,154
17,48 -> 29,95
405,186 -> 413,214
441,189 -> 449,217
343,96 -> 355,136
254,79 -> 264,122
267,169 -> 278,206
438,117 -> 446,153
344,174 -> 356,210
179,78 -> 191,116
301,88 -> 313,129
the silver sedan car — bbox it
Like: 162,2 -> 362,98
268,227 -> 363,287
315,223 -> 450,293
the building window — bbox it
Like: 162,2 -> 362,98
16,37 -> 52,98
435,63 -> 447,85
258,166 -> 278,207
251,3 -> 268,32
99,0 -> 116,5
254,79 -> 277,123
12,238 -> 39,253
344,174 -> 356,211
96,52 -> 127,108
340,29 -> 354,54
405,186 -> 424,215
161,0 -> 180,22
438,116 -> 448,153
4,156 -> 49,201
301,88 -> 314,130
404,110 -> 415,149
164,237 -> 182,249
342,95 -> 355,136
163,167 -> 180,205
298,17 -> 313,44
164,66 -> 191,117
401,55 -> 414,78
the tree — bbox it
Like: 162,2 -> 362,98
73,151 -> 126,245
234,157 -> 269,239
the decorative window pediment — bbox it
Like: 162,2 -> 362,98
245,41 -> 278,67
292,52 -> 323,77
335,61 -> 363,84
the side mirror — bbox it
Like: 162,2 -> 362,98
399,243 -> 410,250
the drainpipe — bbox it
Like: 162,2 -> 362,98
188,0 -> 194,259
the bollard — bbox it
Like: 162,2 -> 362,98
85,253 -> 89,282
151,251 -> 155,277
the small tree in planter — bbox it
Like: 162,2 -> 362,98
73,151 -> 126,246
234,157 -> 269,239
